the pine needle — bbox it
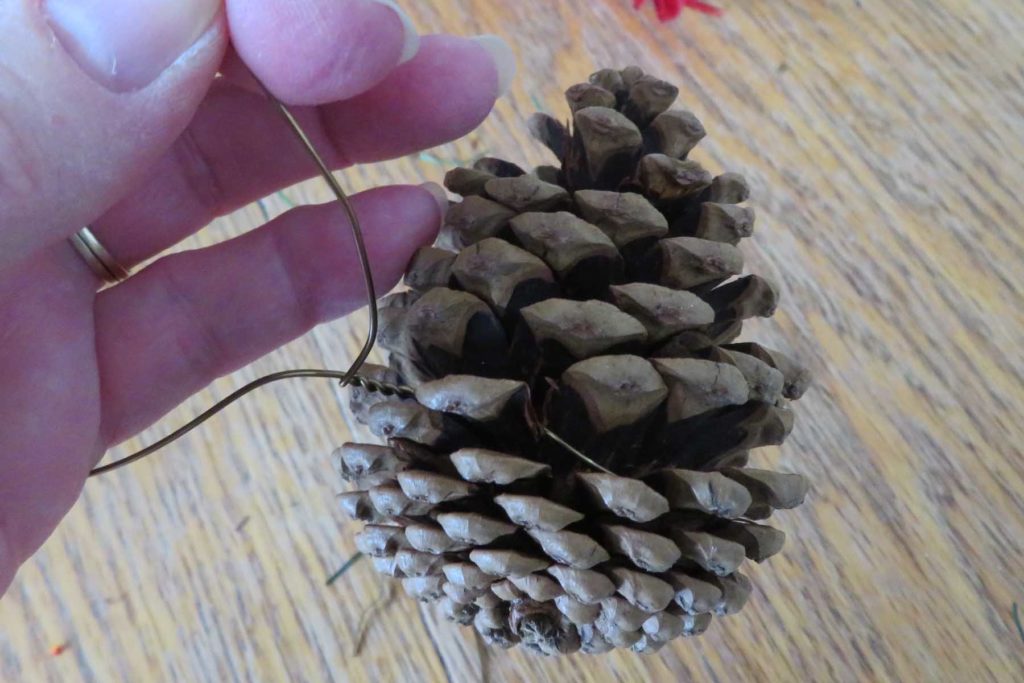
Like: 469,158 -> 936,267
418,151 -> 445,166
350,582 -> 397,657
255,199 -> 270,222
276,190 -> 296,207
325,552 -> 364,586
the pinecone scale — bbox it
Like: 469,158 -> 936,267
336,66 -> 810,656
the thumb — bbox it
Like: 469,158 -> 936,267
0,0 -> 226,268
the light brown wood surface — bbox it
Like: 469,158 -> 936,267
3,0 -> 1023,681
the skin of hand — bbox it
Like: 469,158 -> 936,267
0,0 -> 514,597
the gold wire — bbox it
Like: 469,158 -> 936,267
90,369 -> 610,476
89,72 -> 377,477
88,72 -> 610,478
539,425 -> 614,475
90,370 -> 357,476
253,77 -> 378,389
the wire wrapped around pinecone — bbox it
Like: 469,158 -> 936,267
335,65 -> 810,656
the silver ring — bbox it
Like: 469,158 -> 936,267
69,227 -> 130,284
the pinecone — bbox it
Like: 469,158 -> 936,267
335,66 -> 810,656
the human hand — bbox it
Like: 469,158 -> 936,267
0,0 -> 513,596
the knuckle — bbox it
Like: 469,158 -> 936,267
154,258 -> 230,382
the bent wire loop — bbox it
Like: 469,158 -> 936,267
89,71 -> 609,478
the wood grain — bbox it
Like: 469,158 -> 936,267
3,0 -> 1023,680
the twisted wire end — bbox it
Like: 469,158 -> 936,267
346,375 -> 415,399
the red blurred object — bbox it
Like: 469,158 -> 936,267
633,0 -> 723,20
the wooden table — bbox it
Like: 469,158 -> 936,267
2,1 -> 1022,680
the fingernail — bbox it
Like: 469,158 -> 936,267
44,0 -> 220,92
470,35 -> 516,97
370,1 -> 420,65
419,182 -> 450,220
